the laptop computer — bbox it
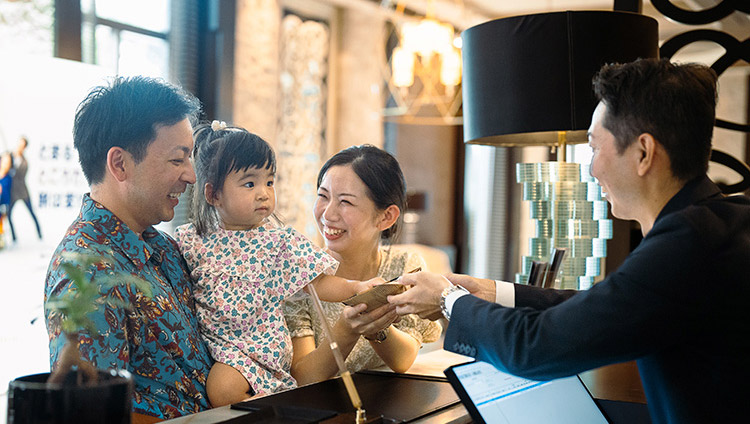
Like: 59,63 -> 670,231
444,361 -> 610,424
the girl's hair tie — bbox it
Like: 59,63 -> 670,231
211,120 -> 227,131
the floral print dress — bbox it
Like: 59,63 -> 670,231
176,223 -> 338,396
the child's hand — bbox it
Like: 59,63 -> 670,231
355,276 -> 386,294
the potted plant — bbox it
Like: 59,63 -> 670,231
7,251 -> 152,424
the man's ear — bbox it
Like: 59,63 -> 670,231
377,205 -> 400,232
204,183 -> 219,206
636,133 -> 657,177
106,147 -> 130,182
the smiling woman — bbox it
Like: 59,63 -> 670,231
284,145 -> 441,386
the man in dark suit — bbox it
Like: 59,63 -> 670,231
389,58 -> 750,423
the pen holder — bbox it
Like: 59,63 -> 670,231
321,412 -> 385,424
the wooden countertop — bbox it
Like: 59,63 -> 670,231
580,360 -> 647,404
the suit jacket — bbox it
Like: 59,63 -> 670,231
444,176 -> 750,424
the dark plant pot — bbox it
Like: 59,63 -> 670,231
7,369 -> 133,424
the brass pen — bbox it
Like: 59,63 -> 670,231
306,283 -> 365,420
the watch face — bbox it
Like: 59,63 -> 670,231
441,285 -> 467,320
366,328 -> 388,343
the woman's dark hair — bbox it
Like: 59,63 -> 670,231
191,122 -> 276,235
74,76 -> 201,184
593,58 -> 717,182
317,144 -> 406,241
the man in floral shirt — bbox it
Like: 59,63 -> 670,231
45,76 -> 214,419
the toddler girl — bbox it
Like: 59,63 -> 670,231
175,121 -> 381,406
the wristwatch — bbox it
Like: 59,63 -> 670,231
440,284 -> 469,320
364,326 -> 390,343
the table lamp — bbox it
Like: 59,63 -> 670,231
462,11 -> 658,289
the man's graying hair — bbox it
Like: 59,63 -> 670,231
593,58 -> 717,182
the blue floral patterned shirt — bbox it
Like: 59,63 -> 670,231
44,194 -> 214,419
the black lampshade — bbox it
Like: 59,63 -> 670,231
462,11 -> 659,146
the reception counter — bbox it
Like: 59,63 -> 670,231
135,349 -> 649,424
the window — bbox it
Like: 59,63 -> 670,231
80,0 -> 170,78
0,0 -> 54,57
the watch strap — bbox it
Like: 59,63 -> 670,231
440,284 -> 469,320
364,326 -> 390,343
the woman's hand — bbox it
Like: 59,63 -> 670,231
337,301 -> 419,373
337,302 -> 398,339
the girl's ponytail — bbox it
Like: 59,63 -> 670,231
191,123 -> 224,236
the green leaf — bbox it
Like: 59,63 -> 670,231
60,263 -> 86,290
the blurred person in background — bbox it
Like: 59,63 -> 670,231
0,151 -> 13,249
8,136 -> 43,243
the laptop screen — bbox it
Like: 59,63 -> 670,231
445,361 -> 609,424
